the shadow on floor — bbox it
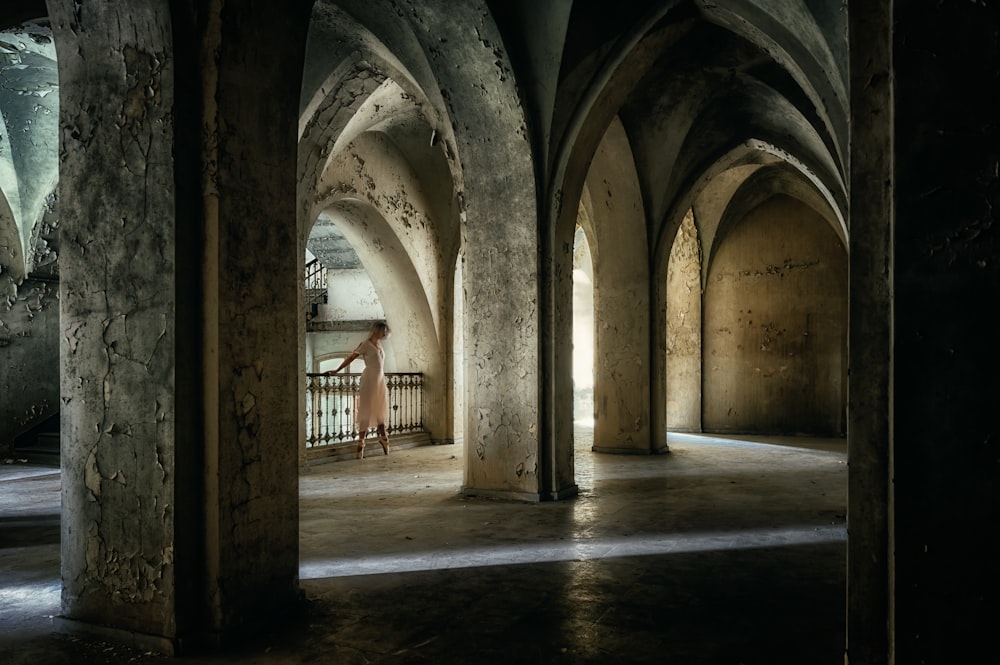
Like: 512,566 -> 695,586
1,430 -> 846,664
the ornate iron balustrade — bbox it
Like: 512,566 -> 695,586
305,372 -> 424,448
304,259 -> 328,319
304,258 -> 327,292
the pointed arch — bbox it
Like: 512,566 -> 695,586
314,199 -> 438,375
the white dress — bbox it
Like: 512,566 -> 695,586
354,339 -> 389,432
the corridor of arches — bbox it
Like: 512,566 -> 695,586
2,2 -> 997,664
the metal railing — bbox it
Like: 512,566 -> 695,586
305,372 -> 424,448
304,258 -> 327,292
305,259 -> 327,319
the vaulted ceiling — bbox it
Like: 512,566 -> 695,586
0,18 -> 57,280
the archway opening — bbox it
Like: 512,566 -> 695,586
0,18 -> 60,465
452,253 -> 465,443
572,226 -> 595,428
702,194 -> 847,436
305,214 -> 390,373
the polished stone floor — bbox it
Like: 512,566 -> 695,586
1,428 -> 847,664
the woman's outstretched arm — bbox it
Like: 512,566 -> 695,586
325,352 -> 359,375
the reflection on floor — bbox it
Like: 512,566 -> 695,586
1,429 -> 847,664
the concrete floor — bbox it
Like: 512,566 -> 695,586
1,428 -> 847,664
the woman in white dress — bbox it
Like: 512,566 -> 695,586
325,321 -> 391,458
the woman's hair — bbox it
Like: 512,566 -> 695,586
371,321 -> 390,335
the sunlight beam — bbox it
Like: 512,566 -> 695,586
300,523 -> 845,579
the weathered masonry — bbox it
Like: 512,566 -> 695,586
0,2 -> 996,663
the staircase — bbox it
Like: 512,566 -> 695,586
305,258 -> 328,321
11,413 -> 59,466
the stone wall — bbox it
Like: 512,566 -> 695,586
0,275 -> 59,455
703,195 -> 847,435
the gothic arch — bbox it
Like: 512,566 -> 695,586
299,1 -> 541,499
0,17 -> 58,279
0,191 -> 22,281
315,200 -> 434,363
653,140 -> 847,291
708,163 -> 846,280
538,2 -> 850,467
650,140 -> 847,443
702,192 -> 847,435
376,3 -> 542,500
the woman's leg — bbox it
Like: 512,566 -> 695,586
356,419 -> 367,459
377,424 -> 389,455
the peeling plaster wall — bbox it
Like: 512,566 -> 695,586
407,3 -> 541,498
463,219 -> 540,497
321,130 -> 445,337
703,195 -> 846,435
51,1 -> 179,638
312,102 -> 454,443
317,268 -> 384,321
0,275 -> 58,453
665,210 -> 702,432
53,0 -> 306,644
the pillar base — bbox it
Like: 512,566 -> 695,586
53,616 -> 178,657
461,484 -> 580,502
548,484 -> 579,501
461,486 -> 543,502
592,444 -> 671,455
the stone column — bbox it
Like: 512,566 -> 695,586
195,0 -> 307,637
846,2 -> 892,663
401,3 -> 546,500
462,209 -> 543,500
587,122 -> 654,454
664,210 -> 703,433
53,2 -> 186,649
52,1 -> 307,650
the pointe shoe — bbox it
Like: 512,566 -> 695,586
356,442 -> 365,459
379,434 -> 389,456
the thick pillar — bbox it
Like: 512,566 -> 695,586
846,3 -> 892,663
397,2 -> 548,501
586,121 -> 655,454
462,214 -> 543,500
542,201 -> 578,500
54,3 -> 188,650
202,0 -> 307,636
53,1 -> 307,651
664,210 -> 702,433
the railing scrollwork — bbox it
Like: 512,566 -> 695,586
305,372 -> 424,449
